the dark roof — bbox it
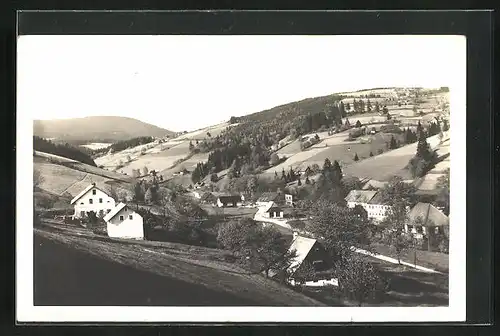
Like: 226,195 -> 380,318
266,206 -> 283,213
218,195 -> 242,203
408,202 -> 449,227
257,192 -> 282,202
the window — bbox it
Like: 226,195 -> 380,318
99,198 -> 103,203
416,226 -> 423,234
80,211 -> 85,217
119,215 -> 124,221
129,215 -> 133,220
92,189 -> 96,195
80,202 -> 84,205
89,199 -> 93,204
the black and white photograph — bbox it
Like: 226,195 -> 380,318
17,32 -> 467,323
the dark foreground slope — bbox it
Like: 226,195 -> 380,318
34,235 -> 257,306
34,225 -> 324,307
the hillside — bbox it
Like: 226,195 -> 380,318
34,116 -> 174,143
35,223 -> 326,306
34,151 -> 135,204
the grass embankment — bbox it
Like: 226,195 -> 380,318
34,222 -> 325,307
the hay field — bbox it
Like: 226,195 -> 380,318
35,161 -> 88,195
80,143 -> 112,150
173,122 -> 236,141
35,154 -> 133,197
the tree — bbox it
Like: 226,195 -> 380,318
369,151 -> 374,157
33,169 -> 44,190
144,187 -> 157,205
132,182 -> 145,204
270,153 -> 280,166
355,120 -> 362,128
353,153 -> 359,161
207,132 -> 211,138
442,119 -> 449,132
408,132 -> 437,178
336,255 -> 388,306
346,102 -> 351,110
142,166 -> 149,176
217,218 -> 257,254
297,177 -> 302,186
307,201 -> 371,263
305,176 -> 311,184
210,173 -> 218,183
374,101 -> 380,113
377,176 -> 417,207
381,197 -> 413,264
253,226 -> 297,278
189,141 -> 194,151
435,168 -> 450,215
389,135 -> 398,149
289,219 -> 306,231
292,261 -> 316,285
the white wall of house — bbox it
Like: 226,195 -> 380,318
73,188 -> 116,219
106,207 -> 144,240
217,199 -> 242,207
347,201 -> 391,222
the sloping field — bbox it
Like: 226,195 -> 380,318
35,224 -> 325,306
342,143 -> 418,181
343,133 -> 443,181
160,152 -> 210,178
80,143 -> 112,150
35,154 -> 134,197
96,140 -> 194,176
35,161 -> 88,195
267,147 -> 327,173
173,122 -> 237,141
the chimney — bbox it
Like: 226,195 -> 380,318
92,182 -> 96,186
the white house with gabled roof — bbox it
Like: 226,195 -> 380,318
103,202 -> 144,240
70,183 -> 116,219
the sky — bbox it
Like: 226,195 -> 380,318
18,35 -> 465,132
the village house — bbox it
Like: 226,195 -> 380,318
407,202 -> 449,239
70,183 -> 116,219
345,190 -> 392,222
263,204 -> 284,219
103,202 -> 144,240
256,192 -> 284,207
216,194 -> 243,208
285,193 -> 295,206
270,234 -> 332,285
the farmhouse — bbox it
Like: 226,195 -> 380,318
103,202 -> 144,240
70,183 -> 116,219
407,202 -> 449,239
256,192 -> 284,207
270,234 -> 330,283
345,190 -> 391,222
216,195 -> 243,208
263,205 -> 284,219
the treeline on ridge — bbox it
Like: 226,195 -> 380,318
33,136 -> 97,166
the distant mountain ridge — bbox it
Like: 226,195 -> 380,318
33,116 -> 174,142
